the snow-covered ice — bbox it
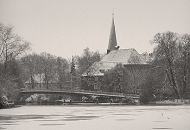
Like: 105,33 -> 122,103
0,105 -> 190,130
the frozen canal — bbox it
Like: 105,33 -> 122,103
0,105 -> 190,130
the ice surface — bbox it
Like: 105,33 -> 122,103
0,105 -> 190,130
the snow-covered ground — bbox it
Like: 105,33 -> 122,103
0,105 -> 190,130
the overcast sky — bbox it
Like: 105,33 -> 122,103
0,0 -> 190,58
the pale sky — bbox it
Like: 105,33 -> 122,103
0,0 -> 190,58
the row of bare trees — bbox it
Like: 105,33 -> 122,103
20,53 -> 70,89
21,48 -> 101,89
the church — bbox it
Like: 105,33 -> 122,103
81,16 -> 153,94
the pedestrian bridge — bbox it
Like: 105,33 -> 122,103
20,88 -> 140,99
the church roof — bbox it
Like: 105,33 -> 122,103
102,49 -> 147,64
82,48 -> 149,76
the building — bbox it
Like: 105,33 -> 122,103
81,16 -> 153,94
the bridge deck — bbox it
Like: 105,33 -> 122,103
21,88 -> 139,99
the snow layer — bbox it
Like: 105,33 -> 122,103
82,49 -> 149,76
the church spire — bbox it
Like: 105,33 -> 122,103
107,13 -> 119,54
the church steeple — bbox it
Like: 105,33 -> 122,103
107,13 -> 119,54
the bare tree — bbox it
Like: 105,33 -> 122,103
56,57 -> 69,88
153,32 -> 181,98
0,23 -> 30,69
77,47 -> 101,74
180,34 -> 190,97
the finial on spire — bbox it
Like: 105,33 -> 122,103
112,9 -> 114,18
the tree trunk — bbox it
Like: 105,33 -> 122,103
166,65 -> 181,99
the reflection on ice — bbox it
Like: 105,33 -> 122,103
40,124 -> 65,126
152,128 -> 172,129
116,118 -> 134,121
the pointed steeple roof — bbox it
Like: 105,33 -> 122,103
107,14 -> 118,54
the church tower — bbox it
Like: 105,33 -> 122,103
107,14 -> 119,54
